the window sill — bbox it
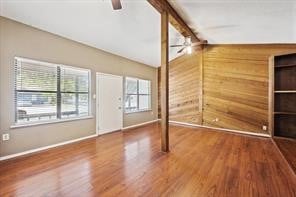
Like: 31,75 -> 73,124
11,116 -> 94,129
125,109 -> 152,114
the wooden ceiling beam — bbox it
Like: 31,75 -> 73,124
148,0 -> 204,43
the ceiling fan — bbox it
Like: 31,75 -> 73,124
111,0 -> 122,10
170,36 -> 206,54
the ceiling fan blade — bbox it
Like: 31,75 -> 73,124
170,45 -> 184,47
193,45 -> 202,51
192,40 -> 208,46
177,47 -> 186,53
204,25 -> 239,30
192,43 -> 201,47
111,0 -> 122,10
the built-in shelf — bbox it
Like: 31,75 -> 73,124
272,53 -> 296,139
275,63 -> 296,68
274,90 -> 296,93
274,112 -> 296,115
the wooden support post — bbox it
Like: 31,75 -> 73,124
161,9 -> 169,152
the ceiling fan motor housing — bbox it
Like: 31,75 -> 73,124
184,36 -> 192,46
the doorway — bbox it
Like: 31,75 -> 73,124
96,73 -> 123,135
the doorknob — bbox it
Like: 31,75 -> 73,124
118,107 -> 122,110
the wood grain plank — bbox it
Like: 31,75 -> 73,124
203,44 -> 296,134
159,44 -> 296,135
1,123 -> 295,196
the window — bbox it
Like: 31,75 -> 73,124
125,77 -> 151,113
15,57 -> 90,124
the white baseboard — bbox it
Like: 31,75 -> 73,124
0,120 -> 270,161
122,119 -> 159,130
0,119 -> 158,161
169,120 -> 271,138
0,134 -> 98,161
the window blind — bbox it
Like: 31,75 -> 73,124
15,58 -> 90,124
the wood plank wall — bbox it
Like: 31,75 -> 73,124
159,44 -> 296,135
158,51 -> 202,124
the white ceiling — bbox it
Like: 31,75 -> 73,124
1,1 -> 295,68
0,0 -> 184,67
170,0 -> 296,44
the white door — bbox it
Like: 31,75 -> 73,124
96,73 -> 123,135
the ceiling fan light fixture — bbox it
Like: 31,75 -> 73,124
186,46 -> 192,54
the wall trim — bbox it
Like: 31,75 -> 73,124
0,120 -> 270,161
122,119 -> 159,130
169,120 -> 271,138
1,119 -> 158,161
11,116 -> 94,129
0,134 -> 98,161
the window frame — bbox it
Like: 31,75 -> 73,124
13,57 -> 92,127
124,77 -> 152,114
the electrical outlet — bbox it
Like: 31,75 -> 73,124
262,125 -> 267,131
212,118 -> 219,122
2,133 -> 10,141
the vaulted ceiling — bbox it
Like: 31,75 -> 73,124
1,0 -> 295,67
170,0 -> 296,44
0,0 -> 165,67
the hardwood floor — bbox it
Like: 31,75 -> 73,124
0,123 -> 295,196
273,137 -> 296,174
